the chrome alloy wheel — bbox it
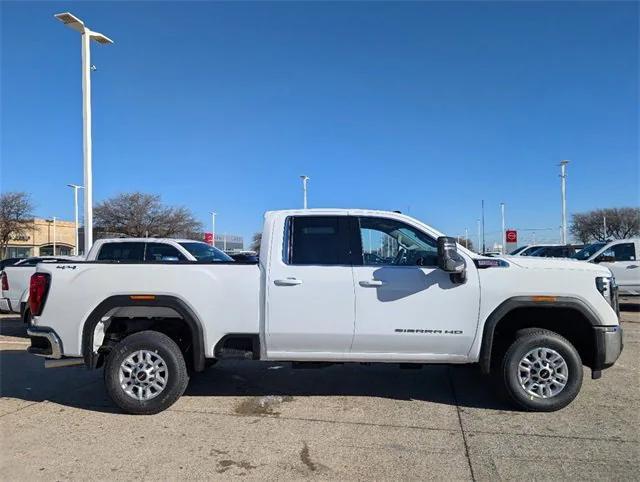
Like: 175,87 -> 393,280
119,350 -> 169,401
518,347 -> 568,399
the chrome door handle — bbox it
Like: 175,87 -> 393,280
359,280 -> 385,287
274,278 -> 303,286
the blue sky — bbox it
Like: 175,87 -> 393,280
1,1 -> 638,247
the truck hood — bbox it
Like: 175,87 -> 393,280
504,256 -> 611,276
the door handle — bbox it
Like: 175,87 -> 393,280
359,280 -> 385,287
627,265 -> 639,269
274,278 -> 303,286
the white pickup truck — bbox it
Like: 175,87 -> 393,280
1,238 -> 231,321
27,209 -> 623,415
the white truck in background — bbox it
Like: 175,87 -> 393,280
573,238 -> 640,295
27,209 -> 622,415
0,238 -> 230,321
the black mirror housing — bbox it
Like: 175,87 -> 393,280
437,236 -> 467,283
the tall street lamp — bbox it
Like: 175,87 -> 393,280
300,175 -> 310,209
210,212 -> 217,247
559,160 -> 570,245
67,184 -> 84,256
500,202 -> 506,254
55,12 -> 113,254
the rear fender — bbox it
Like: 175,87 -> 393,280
81,295 -> 206,371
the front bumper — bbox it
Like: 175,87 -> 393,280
27,326 -> 63,359
593,325 -> 623,370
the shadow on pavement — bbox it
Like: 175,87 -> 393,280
620,302 -> 639,312
0,317 -> 28,338
0,348 -> 513,415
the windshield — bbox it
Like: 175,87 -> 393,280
509,246 -> 528,255
179,242 -> 233,262
520,246 -> 544,256
572,242 -> 606,260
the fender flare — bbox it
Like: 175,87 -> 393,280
81,295 -> 206,372
478,296 -> 602,374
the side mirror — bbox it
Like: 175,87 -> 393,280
437,236 -> 466,283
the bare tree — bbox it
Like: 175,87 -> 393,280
0,192 -> 34,258
94,192 -> 202,238
457,237 -> 474,251
571,207 -> 640,243
250,232 -> 262,253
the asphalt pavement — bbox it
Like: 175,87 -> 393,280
1,300 -> 638,480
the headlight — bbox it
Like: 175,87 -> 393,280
596,276 -> 618,312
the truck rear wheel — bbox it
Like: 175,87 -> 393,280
104,330 -> 189,415
501,328 -> 583,412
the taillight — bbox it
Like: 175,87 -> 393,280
1,272 -> 8,291
29,273 -> 50,316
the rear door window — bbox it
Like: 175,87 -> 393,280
145,243 -> 186,262
286,216 -> 352,265
610,243 -> 636,261
97,242 -> 145,262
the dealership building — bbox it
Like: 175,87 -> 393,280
211,234 -> 244,252
3,218 -> 76,258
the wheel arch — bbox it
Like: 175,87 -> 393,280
81,295 -> 206,372
479,296 -> 602,374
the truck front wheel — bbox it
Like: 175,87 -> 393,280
501,329 -> 583,412
104,330 -> 189,415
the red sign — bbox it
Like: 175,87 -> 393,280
204,232 -> 214,245
506,230 -> 517,243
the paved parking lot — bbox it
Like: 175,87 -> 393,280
1,302 -> 638,480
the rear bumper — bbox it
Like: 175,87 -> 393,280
593,325 -> 623,370
0,297 -> 13,313
27,326 -> 63,359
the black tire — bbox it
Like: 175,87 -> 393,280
501,328 -> 583,412
104,330 -> 189,415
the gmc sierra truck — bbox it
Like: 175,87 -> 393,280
27,209 -> 622,414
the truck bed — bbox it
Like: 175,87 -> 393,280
36,262 -> 261,358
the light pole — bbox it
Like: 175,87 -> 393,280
210,212 -> 217,247
55,12 -> 113,254
50,217 -> 57,255
300,175 -> 310,209
603,215 -> 607,240
559,160 -> 570,244
465,227 -> 469,249
481,200 -> 486,254
67,184 -> 84,256
500,202 -> 506,254
477,219 -> 481,253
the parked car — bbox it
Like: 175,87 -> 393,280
526,245 -> 582,259
0,257 -> 25,271
230,252 -> 259,263
26,209 -> 622,415
573,238 -> 640,295
512,244 -> 563,256
1,257 -> 79,317
508,245 -> 529,255
86,238 -> 232,263
0,239 -> 232,321
482,251 -> 503,257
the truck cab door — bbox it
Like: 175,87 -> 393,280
265,215 -> 357,359
597,241 -> 640,295
351,216 -> 480,360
